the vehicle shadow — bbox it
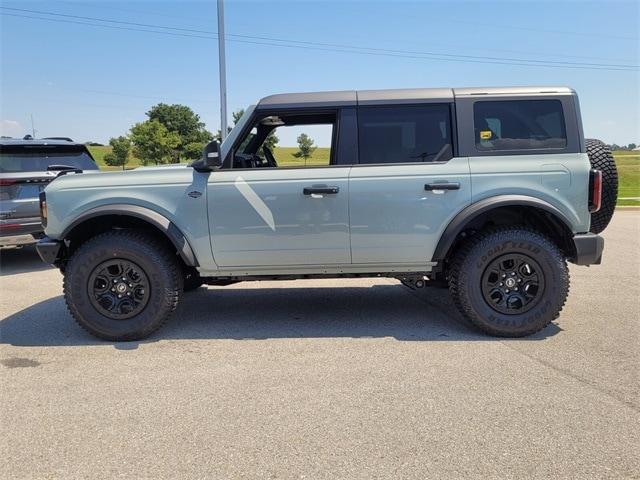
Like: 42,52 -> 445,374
0,283 -> 561,348
0,246 -> 53,276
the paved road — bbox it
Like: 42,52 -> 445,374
1,212 -> 638,479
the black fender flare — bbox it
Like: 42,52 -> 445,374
432,195 -> 574,262
61,204 -> 198,267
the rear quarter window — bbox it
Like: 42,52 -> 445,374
474,100 -> 567,151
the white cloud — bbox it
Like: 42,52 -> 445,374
0,120 -> 24,137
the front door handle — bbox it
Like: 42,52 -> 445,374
303,186 -> 339,195
424,182 -> 460,191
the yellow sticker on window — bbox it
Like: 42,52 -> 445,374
480,130 -> 492,140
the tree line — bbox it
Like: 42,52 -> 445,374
607,143 -> 637,151
102,103 -> 321,169
103,104 -> 280,169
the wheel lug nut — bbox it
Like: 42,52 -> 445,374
117,294 -> 122,298
505,289 -> 510,293
517,278 -> 522,283
511,272 -> 516,276
129,284 -> 133,287
502,274 -> 506,278
499,282 -> 503,286
111,288 -> 115,292
127,292 -> 131,296
514,287 -> 518,291
113,279 -> 117,283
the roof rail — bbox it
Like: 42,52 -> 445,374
43,137 -> 74,142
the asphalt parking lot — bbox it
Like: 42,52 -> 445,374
1,211 -> 638,479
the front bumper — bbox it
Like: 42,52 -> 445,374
571,233 -> 604,265
35,237 -> 62,264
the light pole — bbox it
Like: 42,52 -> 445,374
217,0 -> 228,141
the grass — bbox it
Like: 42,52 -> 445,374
89,146 -> 639,206
613,151 -> 640,206
272,147 -> 331,167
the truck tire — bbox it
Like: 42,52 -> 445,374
63,230 -> 182,341
586,139 -> 618,234
448,227 -> 569,337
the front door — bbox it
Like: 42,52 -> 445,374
207,112 -> 351,268
348,103 -> 471,264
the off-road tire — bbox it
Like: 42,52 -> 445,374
63,230 -> 182,341
586,139 -> 618,234
448,227 -> 569,337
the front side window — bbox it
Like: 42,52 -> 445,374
474,100 -> 567,151
358,104 -> 453,164
233,113 -> 335,169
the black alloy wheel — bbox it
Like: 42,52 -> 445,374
480,253 -> 545,315
88,259 -> 151,319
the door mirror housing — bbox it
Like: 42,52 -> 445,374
191,140 -> 222,171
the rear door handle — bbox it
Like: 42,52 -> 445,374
424,182 -> 460,191
303,186 -> 339,195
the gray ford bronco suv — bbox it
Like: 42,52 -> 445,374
36,87 -> 617,341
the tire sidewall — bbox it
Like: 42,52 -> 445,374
66,235 -> 178,339
459,232 -> 567,335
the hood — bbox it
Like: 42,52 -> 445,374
44,163 -> 198,193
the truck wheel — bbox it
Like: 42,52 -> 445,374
63,230 -> 182,341
448,227 -> 569,337
586,139 -> 618,234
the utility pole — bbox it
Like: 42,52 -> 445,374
217,0 -> 228,141
30,114 -> 36,137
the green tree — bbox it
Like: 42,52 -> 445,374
103,136 -> 132,170
146,103 -> 212,161
129,120 -> 180,165
628,143 -> 637,150
214,109 -> 279,151
215,109 -> 247,142
263,130 -> 279,151
293,133 -> 316,165
232,109 -> 245,124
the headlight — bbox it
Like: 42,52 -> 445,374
39,191 -> 48,228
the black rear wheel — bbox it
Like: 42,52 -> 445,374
64,230 -> 182,341
449,227 -> 569,337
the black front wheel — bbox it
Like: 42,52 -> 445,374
64,230 -> 182,341
448,227 -> 569,337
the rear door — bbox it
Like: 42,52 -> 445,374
348,103 -> 471,265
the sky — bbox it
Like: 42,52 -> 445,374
1,0 -> 638,147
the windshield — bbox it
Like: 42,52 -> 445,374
0,145 -> 99,173
220,104 -> 256,160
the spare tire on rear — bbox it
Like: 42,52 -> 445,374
586,139 -> 618,234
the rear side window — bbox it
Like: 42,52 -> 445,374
0,145 -> 99,173
474,100 -> 567,151
358,104 -> 454,164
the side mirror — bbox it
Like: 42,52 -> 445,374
190,140 -> 222,171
